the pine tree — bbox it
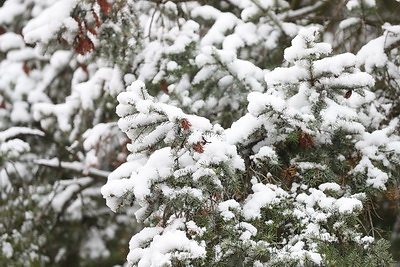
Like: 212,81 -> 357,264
1,0 -> 399,265
103,27 -> 398,266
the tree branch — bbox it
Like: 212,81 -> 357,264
35,158 -> 110,178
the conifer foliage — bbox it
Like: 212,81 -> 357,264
0,0 -> 399,266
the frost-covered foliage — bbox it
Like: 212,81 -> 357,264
1,0 -> 399,266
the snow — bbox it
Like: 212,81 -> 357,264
50,51 -> 72,70
252,146 -> 278,164
242,183 -> 288,220
194,45 -> 265,93
109,67 -> 125,96
235,23 -> 258,45
23,0 -> 78,44
162,186 -> 204,200
313,53 -> 356,76
222,34 -> 244,51
0,139 -> 30,159
191,167 -> 216,182
218,199 -> 240,221
35,158 -> 110,178
347,0 -> 376,10
357,36 -> 387,72
356,129 -> 390,156
73,68 -> 114,110
0,33 -> 25,52
196,140 -> 245,171
6,47 -> 37,61
335,197 -> 363,214
351,124 -> 400,189
2,241 -> 13,258
320,99 -> 365,134
80,228 -> 110,259
339,17 -> 360,29
192,65 -> 214,84
102,147 -> 174,212
265,65 -> 308,85
1,1 -> 398,266
318,183 -> 341,192
272,240 -> 323,265
236,222 -> 257,241
247,91 -> 285,114
191,5 -> 221,20
0,0 -> 26,24
10,101 -> 30,123
0,127 -> 44,142
100,178 -> 135,213
83,123 -> 113,152
308,252 -> 322,265
186,220 -> 206,237
51,184 -> 78,213
49,177 -> 93,213
226,113 -> 259,145
200,12 -> 239,47
294,188 -> 364,216
166,61 -> 178,71
365,167 -> 389,189
346,0 -> 359,10
33,101 -> 78,132
127,227 -> 206,266
296,162 -> 326,171
284,26 -> 332,63
382,23 -> 400,34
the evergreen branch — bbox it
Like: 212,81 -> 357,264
211,53 -> 253,95
384,38 -> 400,53
35,158 -> 110,178
47,178 -> 99,236
0,127 -> 44,142
280,0 -> 330,22
250,0 -> 287,35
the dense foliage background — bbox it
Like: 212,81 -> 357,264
0,0 -> 399,266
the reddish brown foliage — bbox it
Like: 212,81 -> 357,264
97,0 -> 112,14
77,62 -> 88,73
0,100 -> 6,109
92,11 -> 102,27
193,142 -> 204,153
344,90 -> 352,99
181,118 -> 192,130
72,16 -> 84,35
299,132 -> 314,149
0,27 -> 6,35
70,11 -> 103,55
59,37 -> 69,45
74,35 -> 95,55
23,61 -> 30,75
386,187 -> 400,201
85,24 -> 98,35
281,165 -> 297,189
159,80 -> 169,94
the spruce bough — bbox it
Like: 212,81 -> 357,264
102,27 -> 397,266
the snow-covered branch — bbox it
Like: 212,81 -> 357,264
0,127 -> 44,142
35,158 -> 110,178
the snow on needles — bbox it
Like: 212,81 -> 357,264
102,80 -> 245,215
99,25 -> 399,266
243,183 -> 288,220
284,27 -> 331,63
23,0 -> 78,44
127,222 -> 206,266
